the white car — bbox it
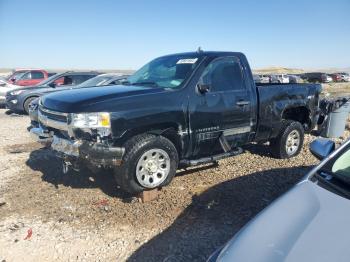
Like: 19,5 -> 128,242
326,75 -> 333,83
271,74 -> 289,84
0,79 -> 20,105
340,73 -> 350,82
258,75 -> 270,83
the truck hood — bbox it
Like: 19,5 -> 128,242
41,85 -> 166,112
217,180 -> 350,262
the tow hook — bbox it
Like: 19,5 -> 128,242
62,161 -> 72,174
62,160 -> 80,174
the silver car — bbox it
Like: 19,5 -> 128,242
209,138 -> 350,262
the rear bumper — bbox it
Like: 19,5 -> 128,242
29,126 -> 125,167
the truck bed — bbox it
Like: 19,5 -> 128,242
255,83 -> 322,141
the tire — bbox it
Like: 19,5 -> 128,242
270,120 -> 304,159
23,97 -> 37,115
114,134 -> 179,194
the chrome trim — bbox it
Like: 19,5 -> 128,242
51,135 -> 81,157
30,127 -> 53,144
40,106 -> 68,116
38,110 -> 68,131
223,126 -> 251,136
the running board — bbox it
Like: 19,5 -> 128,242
180,147 -> 243,167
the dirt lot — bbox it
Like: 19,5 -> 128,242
0,101 -> 349,261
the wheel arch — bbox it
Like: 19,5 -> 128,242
23,95 -> 39,112
282,106 -> 311,131
117,122 -> 185,157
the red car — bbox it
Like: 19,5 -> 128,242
7,69 -> 52,86
330,73 -> 342,82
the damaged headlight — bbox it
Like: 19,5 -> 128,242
9,89 -> 25,96
70,112 -> 111,128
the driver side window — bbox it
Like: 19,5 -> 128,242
200,57 -> 245,92
21,72 -> 31,80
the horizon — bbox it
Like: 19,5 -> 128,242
0,0 -> 349,69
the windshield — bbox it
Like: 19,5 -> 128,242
315,141 -> 350,197
77,75 -> 114,88
36,73 -> 61,86
127,54 -> 202,89
10,71 -> 28,81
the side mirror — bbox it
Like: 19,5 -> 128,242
309,138 -> 335,160
48,82 -> 56,88
197,83 -> 210,94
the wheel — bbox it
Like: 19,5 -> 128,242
23,97 -> 37,115
114,134 -> 178,194
270,120 -> 304,159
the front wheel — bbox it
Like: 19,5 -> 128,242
270,120 -> 304,159
23,97 -> 37,115
114,134 -> 178,194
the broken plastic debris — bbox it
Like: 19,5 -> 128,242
24,228 -> 33,240
93,199 -> 109,207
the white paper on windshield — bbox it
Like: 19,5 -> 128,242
176,58 -> 198,64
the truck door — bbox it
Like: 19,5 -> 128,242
190,56 -> 253,156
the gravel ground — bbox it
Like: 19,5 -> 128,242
0,108 -> 349,262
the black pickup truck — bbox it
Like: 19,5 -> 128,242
30,51 -> 321,194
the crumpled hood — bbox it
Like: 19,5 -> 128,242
41,85 -> 166,112
217,181 -> 350,262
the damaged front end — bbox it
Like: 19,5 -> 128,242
29,105 -> 124,173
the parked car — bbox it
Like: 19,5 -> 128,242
28,74 -> 129,124
339,72 -> 350,82
208,138 -> 350,262
303,72 -> 332,83
253,74 -> 261,83
7,69 -> 52,86
30,51 -> 322,194
287,74 -> 302,84
330,73 -> 342,82
270,74 -> 289,84
0,79 -> 20,106
6,71 -> 101,114
258,74 -> 270,83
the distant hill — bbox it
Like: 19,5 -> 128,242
254,67 -> 350,74
253,67 -> 304,74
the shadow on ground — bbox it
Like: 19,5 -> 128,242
26,148 -> 131,199
127,165 -> 312,262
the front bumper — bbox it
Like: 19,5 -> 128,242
5,95 -> 21,112
30,126 -> 125,167
0,95 -> 6,105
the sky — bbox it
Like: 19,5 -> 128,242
0,0 -> 349,70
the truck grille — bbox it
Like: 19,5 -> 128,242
38,106 -> 68,131
39,107 -> 68,123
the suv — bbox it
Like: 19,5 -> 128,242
6,71 -> 101,113
303,72 -> 332,83
7,69 -> 52,86
270,74 -> 289,84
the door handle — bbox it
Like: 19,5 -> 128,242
236,100 -> 250,106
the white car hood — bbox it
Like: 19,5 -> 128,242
217,180 -> 350,262
0,84 -> 21,96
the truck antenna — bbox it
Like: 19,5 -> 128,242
197,46 -> 203,53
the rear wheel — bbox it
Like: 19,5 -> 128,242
114,134 -> 178,194
270,120 -> 304,159
23,97 -> 37,115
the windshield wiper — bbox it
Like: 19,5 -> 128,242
131,81 -> 159,87
314,171 -> 350,199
